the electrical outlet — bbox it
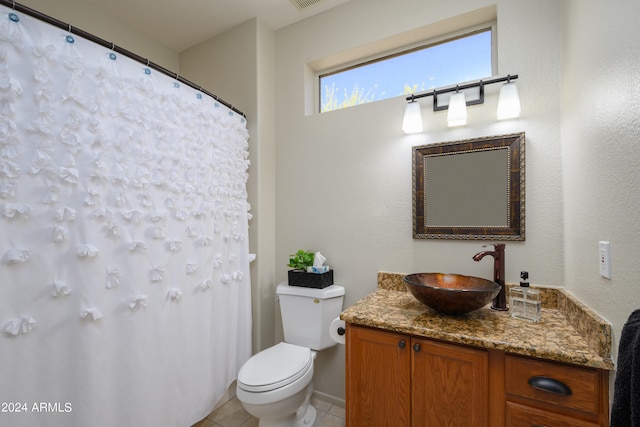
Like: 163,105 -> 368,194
599,241 -> 611,279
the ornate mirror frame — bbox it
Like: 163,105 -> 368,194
412,132 -> 525,240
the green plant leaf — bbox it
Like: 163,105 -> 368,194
287,249 -> 315,270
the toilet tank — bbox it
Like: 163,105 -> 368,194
277,282 -> 345,351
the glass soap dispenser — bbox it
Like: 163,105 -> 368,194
509,271 -> 541,322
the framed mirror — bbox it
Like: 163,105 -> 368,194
412,132 -> 525,240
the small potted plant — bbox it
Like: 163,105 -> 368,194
287,249 -> 334,288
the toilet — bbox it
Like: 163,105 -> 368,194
236,282 -> 345,427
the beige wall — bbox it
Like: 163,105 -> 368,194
561,0 -> 640,369
275,0 -> 565,400
19,0 -> 178,70
274,0 -> 639,402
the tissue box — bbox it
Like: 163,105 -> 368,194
288,269 -> 334,289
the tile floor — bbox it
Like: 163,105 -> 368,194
191,395 -> 345,427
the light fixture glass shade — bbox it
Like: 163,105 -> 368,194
402,101 -> 423,134
447,92 -> 467,127
497,82 -> 521,120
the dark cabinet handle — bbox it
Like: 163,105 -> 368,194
413,343 -> 421,352
528,376 -> 572,396
398,340 -> 406,349
337,327 -> 345,336
532,425 -> 548,427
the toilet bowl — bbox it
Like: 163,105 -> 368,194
236,283 -> 345,427
236,343 -> 317,427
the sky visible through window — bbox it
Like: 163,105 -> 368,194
320,30 -> 492,112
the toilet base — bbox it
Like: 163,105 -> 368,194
297,404 -> 316,427
256,404 -> 316,427
295,383 -> 316,427
237,382 -> 317,427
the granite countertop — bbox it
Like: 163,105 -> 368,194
340,272 -> 614,371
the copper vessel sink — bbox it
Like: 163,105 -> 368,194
403,273 -> 500,315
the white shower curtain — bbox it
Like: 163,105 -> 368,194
0,5 -> 252,427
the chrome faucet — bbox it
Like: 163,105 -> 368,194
472,243 -> 507,311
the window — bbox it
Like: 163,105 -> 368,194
319,27 -> 493,113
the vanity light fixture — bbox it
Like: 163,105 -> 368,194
402,74 -> 520,133
402,96 -> 423,134
447,87 -> 467,127
497,76 -> 521,120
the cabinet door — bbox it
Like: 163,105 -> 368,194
346,324 -> 411,427
412,338 -> 488,427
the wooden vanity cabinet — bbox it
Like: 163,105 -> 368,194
346,323 -> 610,427
346,324 -> 488,427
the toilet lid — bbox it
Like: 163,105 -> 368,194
238,342 -> 312,392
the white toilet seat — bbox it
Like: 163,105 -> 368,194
237,342 -> 313,393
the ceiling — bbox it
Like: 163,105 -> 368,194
81,0 -> 351,52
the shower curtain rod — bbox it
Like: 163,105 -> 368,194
0,0 -> 246,119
